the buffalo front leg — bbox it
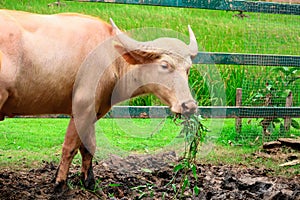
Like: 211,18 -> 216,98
54,118 -> 81,193
79,142 -> 96,190
78,121 -> 96,190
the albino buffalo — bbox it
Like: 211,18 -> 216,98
0,9 -> 198,192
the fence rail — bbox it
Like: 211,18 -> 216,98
15,106 -> 300,119
194,52 -> 300,67
109,106 -> 300,118
80,0 -> 300,15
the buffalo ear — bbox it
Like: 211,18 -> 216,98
114,42 -> 160,65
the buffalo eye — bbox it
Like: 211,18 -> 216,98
161,61 -> 170,70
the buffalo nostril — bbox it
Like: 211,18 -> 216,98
182,102 -> 189,110
182,100 -> 198,115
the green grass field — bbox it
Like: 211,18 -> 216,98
0,117 -> 199,164
3,0 -> 298,55
0,1 -> 299,176
0,118 -> 183,167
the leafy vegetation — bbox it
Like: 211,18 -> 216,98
242,67 -> 300,136
167,114 -> 207,198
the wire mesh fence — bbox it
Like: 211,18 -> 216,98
234,5 -> 300,141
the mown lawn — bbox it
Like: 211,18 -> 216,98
1,117 -> 299,177
0,117 -> 183,167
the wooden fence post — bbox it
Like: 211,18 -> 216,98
284,91 -> 293,132
235,88 -> 242,133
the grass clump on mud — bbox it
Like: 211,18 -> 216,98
167,114 -> 208,198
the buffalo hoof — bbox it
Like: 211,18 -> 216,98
53,180 -> 68,194
81,167 -> 96,190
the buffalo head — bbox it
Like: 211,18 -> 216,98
110,19 -> 198,116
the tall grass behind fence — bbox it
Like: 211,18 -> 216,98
128,5 -> 300,106
239,7 -> 300,104
243,9 -> 300,105
232,9 -> 300,141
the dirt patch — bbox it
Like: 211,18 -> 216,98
0,151 -> 299,199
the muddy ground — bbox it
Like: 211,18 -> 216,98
0,149 -> 299,200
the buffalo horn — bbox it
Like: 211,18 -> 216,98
188,25 -> 198,57
110,18 -> 147,52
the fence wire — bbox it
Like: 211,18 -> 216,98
235,4 -> 300,141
